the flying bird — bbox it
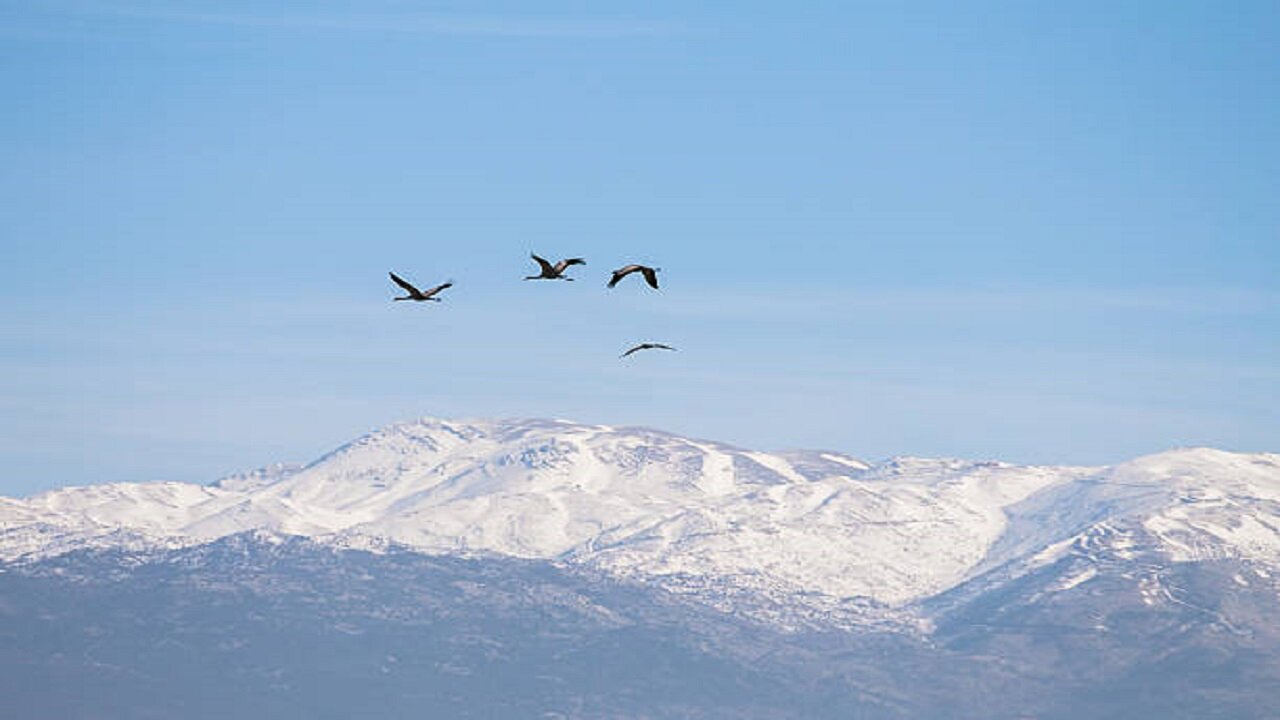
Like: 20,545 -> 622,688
389,272 -> 452,302
620,342 -> 677,358
607,264 -> 660,289
525,253 -> 585,281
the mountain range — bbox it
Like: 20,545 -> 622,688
2,417 -> 1277,718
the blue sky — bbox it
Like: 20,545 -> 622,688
1,1 -> 1277,494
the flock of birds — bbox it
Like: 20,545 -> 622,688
389,253 -> 676,359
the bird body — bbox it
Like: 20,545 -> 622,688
621,342 -> 677,358
525,253 -> 586,281
608,263 -> 660,289
389,272 -> 452,302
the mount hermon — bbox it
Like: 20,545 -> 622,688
3,417 -> 1278,611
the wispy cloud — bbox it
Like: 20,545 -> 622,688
31,1 -> 679,39
634,284 -> 1280,324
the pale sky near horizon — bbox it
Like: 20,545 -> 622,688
1,1 -> 1277,495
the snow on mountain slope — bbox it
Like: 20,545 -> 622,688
976,449 -> 1280,576
1,418 -> 1277,608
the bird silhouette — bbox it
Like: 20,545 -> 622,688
389,272 -> 452,302
607,264 -> 660,289
620,342 -> 677,358
525,253 -> 585,281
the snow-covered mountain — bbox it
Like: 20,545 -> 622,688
4,417 -> 1279,718
4,417 -> 1277,615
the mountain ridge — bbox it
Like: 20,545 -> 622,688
3,416 -> 1277,615
5,529 -> 1278,719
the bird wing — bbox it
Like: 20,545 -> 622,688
530,253 -> 556,275
640,267 -> 659,289
607,265 -> 638,288
555,258 -> 586,272
422,281 -> 453,298
622,342 -> 676,358
389,272 -> 423,295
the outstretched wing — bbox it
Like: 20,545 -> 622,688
422,281 -> 453,298
530,253 -> 556,275
555,257 -> 586,273
640,266 -> 659,289
621,342 -> 676,358
608,264 -> 640,288
389,272 -> 422,296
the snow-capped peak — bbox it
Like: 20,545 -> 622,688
2,418 -> 1276,607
